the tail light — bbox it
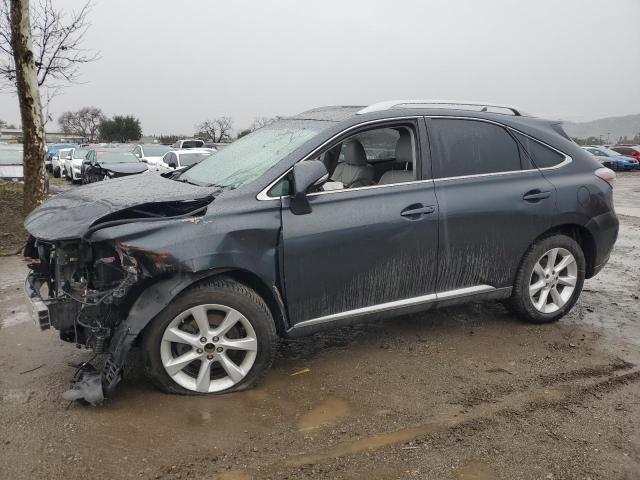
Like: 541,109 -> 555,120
595,167 -> 616,187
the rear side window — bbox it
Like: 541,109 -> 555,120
613,147 -> 633,155
430,119 -> 521,178
512,132 -> 565,168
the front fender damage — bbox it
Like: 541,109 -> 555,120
37,197 -> 284,405
61,239 -> 194,404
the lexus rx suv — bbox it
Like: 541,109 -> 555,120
23,101 -> 619,403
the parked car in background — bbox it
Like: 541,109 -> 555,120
131,144 -> 172,170
45,143 -> 75,173
171,139 -> 205,149
24,101 -> 618,402
52,147 -> 76,178
582,146 -> 638,170
610,145 -> 640,163
82,149 -> 148,183
0,146 -> 23,180
63,148 -> 90,183
160,148 -> 215,171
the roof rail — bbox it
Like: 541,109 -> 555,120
356,100 -> 525,116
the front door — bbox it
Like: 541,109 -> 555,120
280,121 -> 439,326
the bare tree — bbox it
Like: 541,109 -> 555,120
0,0 -> 98,92
7,0 -> 46,214
196,117 -> 234,143
58,106 -> 104,142
251,116 -> 276,130
1,0 -> 98,213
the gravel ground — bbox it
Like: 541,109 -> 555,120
0,175 -> 638,480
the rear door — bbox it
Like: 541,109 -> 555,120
280,119 -> 440,326
426,117 -> 557,292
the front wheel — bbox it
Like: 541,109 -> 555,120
142,277 -> 277,395
508,234 -> 585,324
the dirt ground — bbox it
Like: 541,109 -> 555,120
0,175 -> 639,480
0,181 -> 26,256
0,177 -> 70,255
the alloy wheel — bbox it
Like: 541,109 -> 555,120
160,304 -> 258,393
529,247 -> 578,314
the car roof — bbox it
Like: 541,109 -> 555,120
92,147 -> 135,153
174,148 -> 215,155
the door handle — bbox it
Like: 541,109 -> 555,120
522,190 -> 551,202
400,204 -> 435,217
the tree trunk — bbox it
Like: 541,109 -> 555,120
10,0 -> 47,215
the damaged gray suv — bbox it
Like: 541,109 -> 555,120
24,100 -> 619,402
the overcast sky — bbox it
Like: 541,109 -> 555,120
1,0 -> 639,135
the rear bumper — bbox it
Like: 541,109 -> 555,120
584,210 -> 619,278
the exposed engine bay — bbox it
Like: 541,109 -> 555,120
23,196 -> 213,404
25,238 -> 141,403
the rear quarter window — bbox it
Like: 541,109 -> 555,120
512,132 -> 566,168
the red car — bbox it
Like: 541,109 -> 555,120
611,145 -> 640,161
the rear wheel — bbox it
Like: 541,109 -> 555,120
53,166 -> 60,178
509,234 -> 585,324
142,277 -> 277,395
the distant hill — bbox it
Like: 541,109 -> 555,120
562,114 -> 640,141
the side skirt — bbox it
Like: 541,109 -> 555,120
285,285 -> 512,337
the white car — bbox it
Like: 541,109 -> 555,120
131,144 -> 172,170
53,148 -> 76,178
160,148 -> 215,171
171,139 -> 205,149
51,148 -> 73,178
63,147 -> 90,182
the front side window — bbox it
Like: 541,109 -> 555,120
266,124 -> 417,197
430,119 -> 521,178
339,128 -> 400,162
183,121 -> 324,189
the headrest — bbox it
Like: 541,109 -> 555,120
343,140 -> 368,166
395,131 -> 413,164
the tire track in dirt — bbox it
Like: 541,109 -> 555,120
152,364 -> 640,480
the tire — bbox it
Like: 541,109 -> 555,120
508,234 -> 585,324
53,167 -> 60,178
142,277 -> 277,395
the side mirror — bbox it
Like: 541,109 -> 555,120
290,160 -> 328,215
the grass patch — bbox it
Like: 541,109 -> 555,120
0,181 -> 27,255
49,176 -> 68,186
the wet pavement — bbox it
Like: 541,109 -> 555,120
0,187 -> 639,479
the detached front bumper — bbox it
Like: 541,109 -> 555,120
24,273 -> 51,331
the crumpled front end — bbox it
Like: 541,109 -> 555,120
24,238 -> 139,344
24,236 -> 149,403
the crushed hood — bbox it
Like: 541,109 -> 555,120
25,173 -> 218,241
